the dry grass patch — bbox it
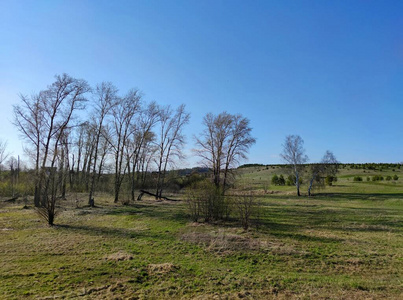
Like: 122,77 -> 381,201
147,263 -> 178,275
181,229 -> 262,254
181,227 -> 305,256
105,251 -> 133,261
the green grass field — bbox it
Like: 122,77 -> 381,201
1,166 -> 402,299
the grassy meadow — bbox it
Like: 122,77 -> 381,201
1,165 -> 402,299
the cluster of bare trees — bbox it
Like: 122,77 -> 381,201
13,74 -> 90,223
12,74 -> 190,224
194,112 -> 256,195
0,140 -> 10,173
281,135 -> 339,196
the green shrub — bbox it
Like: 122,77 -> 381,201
272,174 -> 286,186
372,175 -> 384,181
325,175 -> 337,186
353,176 -> 363,182
271,174 -> 279,185
393,174 -> 399,180
386,176 -> 392,181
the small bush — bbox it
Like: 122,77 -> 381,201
271,175 -> 279,185
386,176 -> 392,181
234,193 -> 261,230
372,175 -> 384,181
353,176 -> 363,182
278,175 -> 285,186
325,175 -> 337,186
186,181 -> 229,222
393,174 -> 399,180
271,174 -> 285,186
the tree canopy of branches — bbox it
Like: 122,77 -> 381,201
194,112 -> 256,194
110,89 -> 142,203
88,82 -> 118,206
0,139 -> 9,172
307,150 -> 339,196
13,74 -> 90,224
125,101 -> 159,201
154,104 -> 190,199
280,135 -> 308,196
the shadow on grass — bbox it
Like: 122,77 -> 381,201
76,201 -> 189,224
66,195 -> 402,243
56,223 -> 175,241
317,193 -> 403,201
257,202 -> 403,233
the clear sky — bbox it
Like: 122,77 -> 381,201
1,0 -> 402,167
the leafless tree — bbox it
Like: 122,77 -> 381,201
0,139 -> 10,172
88,82 -> 118,206
154,104 -> 190,199
7,156 -> 19,197
13,74 -> 90,221
194,112 -> 255,194
222,114 -> 256,193
126,102 -> 159,201
110,89 -> 141,203
280,135 -> 308,196
307,150 -> 339,196
137,132 -> 157,188
96,125 -> 113,182
13,93 -> 45,206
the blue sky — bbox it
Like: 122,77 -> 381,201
1,0 -> 402,167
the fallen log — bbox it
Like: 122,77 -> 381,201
4,196 -> 19,202
137,190 -> 179,201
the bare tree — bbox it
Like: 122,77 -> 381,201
137,131 -> 157,189
307,150 -> 339,196
127,102 -> 159,201
194,112 -> 255,194
110,89 -> 141,203
13,74 -> 90,221
0,139 -> 10,172
222,114 -> 256,193
280,135 -> 308,196
13,94 -> 45,206
88,82 -> 118,206
96,125 -> 113,182
154,104 -> 190,199
7,156 -> 19,197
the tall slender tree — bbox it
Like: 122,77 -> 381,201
110,89 -> 141,203
127,102 -> 159,201
280,135 -> 308,197
13,74 -> 90,215
155,104 -> 190,199
88,82 -> 118,206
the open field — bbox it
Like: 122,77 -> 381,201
1,166 -> 402,299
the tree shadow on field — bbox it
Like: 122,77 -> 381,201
78,201 -> 189,223
257,200 -> 403,235
56,223 -> 174,241
317,193 -> 403,201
